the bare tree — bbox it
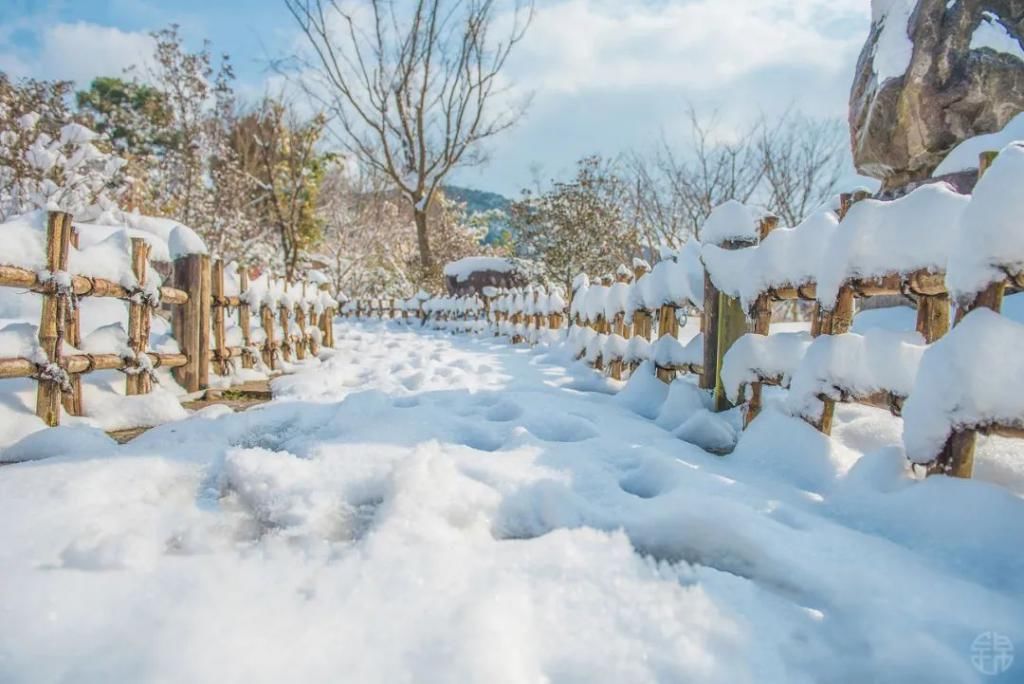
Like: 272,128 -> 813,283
624,109 -> 764,250
284,0 -> 534,280
757,111 -> 846,227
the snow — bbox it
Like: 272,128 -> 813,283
933,112 -> 1024,176
871,0 -> 916,83
443,256 -> 515,283
702,209 -> 838,309
787,329 -> 926,422
720,332 -> 813,403
947,142 -> 1024,303
652,332 -> 702,370
699,200 -> 759,246
168,224 -> 209,258
0,320 -> 1021,681
816,183 -> 968,308
903,309 -> 1024,463
970,11 -> 1024,61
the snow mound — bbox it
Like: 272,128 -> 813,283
903,309 -> 1024,463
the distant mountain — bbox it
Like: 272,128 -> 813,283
443,185 -> 513,246
443,185 -> 511,215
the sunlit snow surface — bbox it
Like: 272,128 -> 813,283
0,320 -> 1021,683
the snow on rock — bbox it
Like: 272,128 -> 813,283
720,332 -> 813,403
816,183 -> 968,308
947,142 -> 1024,303
787,329 -> 926,422
969,10 -> 1024,61
699,200 -> 759,246
903,309 -> 1024,463
871,0 -> 915,83
443,256 -> 514,283
933,112 -> 1024,176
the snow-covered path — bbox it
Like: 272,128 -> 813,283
0,321 -> 1021,683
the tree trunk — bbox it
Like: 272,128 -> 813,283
413,207 -> 433,273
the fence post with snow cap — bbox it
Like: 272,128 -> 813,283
702,201 -> 760,411
930,150 -> 1004,478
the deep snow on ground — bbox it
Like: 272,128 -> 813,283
0,321 -> 1021,683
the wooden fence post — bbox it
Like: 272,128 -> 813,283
278,285 -> 292,362
916,294 -> 949,344
610,269 -> 632,380
294,282 -> 308,360
171,253 -> 210,393
712,236 -> 758,411
744,217 -> 779,426
655,303 -> 678,383
36,211 -> 72,426
211,258 -> 230,376
238,265 -> 253,369
308,298 -> 321,356
261,301 -> 277,371
933,151 -> 1001,478
320,304 -> 335,348
126,238 -> 153,395
701,266 -> 720,391
63,224 -> 83,416
816,197 -> 863,434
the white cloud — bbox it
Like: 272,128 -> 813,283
2,22 -> 155,85
506,0 -> 869,93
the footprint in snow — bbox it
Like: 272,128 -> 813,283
484,400 -> 523,422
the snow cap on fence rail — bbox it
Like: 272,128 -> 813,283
702,209 -> 838,310
786,329 -> 926,422
902,308 -> 1024,463
700,199 -> 759,246
815,183 -> 967,308
720,332 -> 813,404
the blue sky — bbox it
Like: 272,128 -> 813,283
2,0 -> 872,196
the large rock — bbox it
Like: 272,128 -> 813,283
850,1 -> 1024,190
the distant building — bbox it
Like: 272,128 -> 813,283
443,256 -> 525,295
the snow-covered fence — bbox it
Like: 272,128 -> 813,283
0,211 -> 190,426
0,209 -> 342,429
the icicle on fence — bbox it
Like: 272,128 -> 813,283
347,150 -> 1024,482
0,210 -> 339,428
